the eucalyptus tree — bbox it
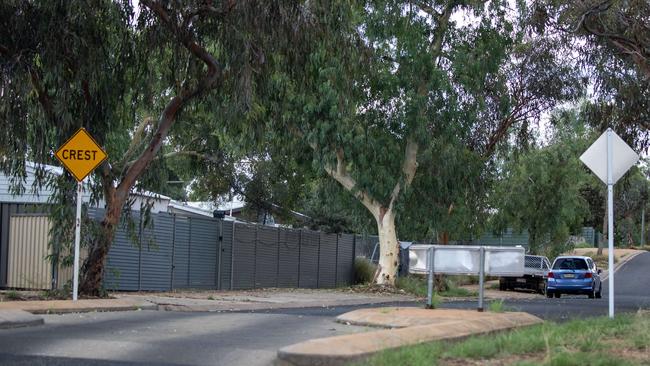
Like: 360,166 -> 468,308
531,0 -> 650,150
257,0 -> 581,284
491,112 -> 591,257
0,1 -> 335,295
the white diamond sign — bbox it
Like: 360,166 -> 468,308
579,129 -> 639,185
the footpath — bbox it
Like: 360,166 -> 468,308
0,289 -> 415,329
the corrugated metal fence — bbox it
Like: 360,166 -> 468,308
98,210 -> 356,291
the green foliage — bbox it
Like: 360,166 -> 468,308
359,313 -> 650,366
354,258 -> 377,285
491,109 -> 591,256
488,299 -> 507,313
395,275 -> 476,299
4,291 -> 21,300
395,276 -> 429,298
531,0 -> 650,151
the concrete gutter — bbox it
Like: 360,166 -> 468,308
0,298 -> 157,315
277,307 -> 542,366
0,310 -> 44,329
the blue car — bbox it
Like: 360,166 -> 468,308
546,256 -> 602,299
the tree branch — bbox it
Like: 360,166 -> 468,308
28,68 -> 57,125
116,1 -> 223,203
289,126 -> 382,219
388,137 -> 419,211
429,0 -> 456,62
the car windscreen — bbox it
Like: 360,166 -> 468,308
552,258 -> 589,270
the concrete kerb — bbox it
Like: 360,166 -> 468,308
0,310 -> 44,329
0,298 -> 158,315
277,307 -> 543,366
601,250 -> 645,282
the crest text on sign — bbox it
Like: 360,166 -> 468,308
55,127 -> 108,182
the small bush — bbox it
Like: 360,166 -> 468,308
488,299 -> 506,313
354,257 -> 377,285
5,291 -> 21,300
396,275 -> 428,297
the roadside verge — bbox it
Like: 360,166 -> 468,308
277,307 -> 542,366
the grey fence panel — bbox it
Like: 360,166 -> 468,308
172,216 -> 190,289
336,234 -> 355,287
318,233 -> 337,288
98,210 -> 358,291
140,214 -> 174,291
255,226 -> 279,288
299,230 -> 319,288
104,218 -> 140,291
277,229 -> 300,288
189,217 -> 218,289
354,235 -> 378,259
220,221 -> 234,289
232,224 -> 256,289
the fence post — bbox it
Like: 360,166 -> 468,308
187,217 -> 192,288
138,215 -> 143,291
276,227 -> 281,288
216,218 -> 223,290
230,221 -> 236,290
317,231 -> 321,288
334,234 -> 339,287
254,225 -> 258,289
352,235 -> 356,284
170,214 -> 176,290
298,229 -> 302,288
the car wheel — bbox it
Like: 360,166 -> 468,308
546,291 -> 553,298
588,286 -> 595,299
596,285 -> 602,299
554,293 -> 561,298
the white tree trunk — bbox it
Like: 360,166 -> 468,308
375,209 -> 400,285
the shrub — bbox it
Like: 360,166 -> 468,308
354,257 -> 377,284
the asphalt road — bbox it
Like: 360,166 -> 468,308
0,252 -> 647,365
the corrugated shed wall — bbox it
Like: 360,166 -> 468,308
1,206 -> 356,291
7,215 -> 51,289
0,204 -> 49,288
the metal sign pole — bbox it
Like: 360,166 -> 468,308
73,180 -> 82,301
426,247 -> 434,308
478,246 -> 485,312
607,129 -> 614,318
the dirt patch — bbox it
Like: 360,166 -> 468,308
458,284 -> 544,300
441,353 -> 544,366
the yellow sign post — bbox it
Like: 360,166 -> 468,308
54,128 -> 107,301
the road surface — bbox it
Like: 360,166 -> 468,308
0,252 -> 648,365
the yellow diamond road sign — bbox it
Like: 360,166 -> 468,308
55,128 -> 108,182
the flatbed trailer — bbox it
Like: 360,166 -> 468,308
499,255 -> 551,294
